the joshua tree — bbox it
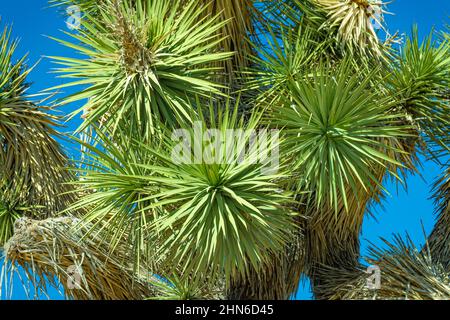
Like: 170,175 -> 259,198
1,0 -> 449,300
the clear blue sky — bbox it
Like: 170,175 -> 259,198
0,0 -> 449,300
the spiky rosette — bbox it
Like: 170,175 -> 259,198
52,0 -> 258,82
388,29 -> 450,158
141,107 -> 295,283
50,0 -> 233,139
68,99 -> 296,285
269,60 -> 410,213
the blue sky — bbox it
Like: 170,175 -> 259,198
0,0 -> 449,300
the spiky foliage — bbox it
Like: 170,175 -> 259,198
271,60 -> 408,212
1,0 -> 449,301
314,236 -> 450,300
221,59 -> 413,299
144,106 -> 295,283
52,0 -> 256,82
241,23 -> 419,297
229,12 -> 417,298
64,126 -> 163,269
268,0 -> 389,58
50,0 -> 232,139
312,164 -> 450,300
0,26 -> 75,244
1,217 -> 159,300
69,100 -> 296,285
248,24 -> 326,107
0,184 -> 29,246
151,274 -> 223,300
388,28 -> 450,157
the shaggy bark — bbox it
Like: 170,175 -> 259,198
3,217 -> 157,300
427,168 -> 450,270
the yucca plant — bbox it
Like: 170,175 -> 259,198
270,60 -> 409,211
313,235 -> 450,300
49,0 -> 233,139
67,99 -> 295,285
0,184 -> 31,246
0,25 -> 75,244
388,28 -> 450,158
1,0 -> 449,301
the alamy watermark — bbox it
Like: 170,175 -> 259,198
67,265 -> 82,290
66,5 -> 81,30
368,3 -> 383,30
366,265 -> 381,290
171,122 -> 280,175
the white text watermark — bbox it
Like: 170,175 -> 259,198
171,122 -> 280,175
